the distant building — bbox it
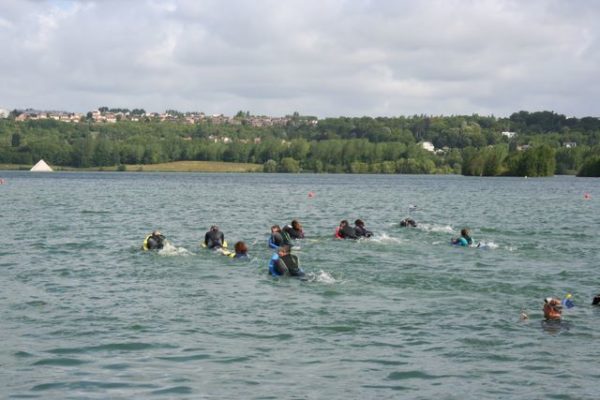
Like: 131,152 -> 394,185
501,131 -> 516,139
0,108 -> 9,118
563,142 -> 577,148
421,141 -> 435,152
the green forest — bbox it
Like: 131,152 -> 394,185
1,110 -> 599,176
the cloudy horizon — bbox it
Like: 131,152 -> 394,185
1,0 -> 599,118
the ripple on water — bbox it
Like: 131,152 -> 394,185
386,370 -> 450,380
31,381 -> 158,392
150,386 -> 194,395
33,358 -> 90,366
47,342 -> 178,354
156,354 -> 211,362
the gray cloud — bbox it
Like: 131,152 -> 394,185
0,0 -> 598,117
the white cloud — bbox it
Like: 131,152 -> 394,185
0,0 -> 598,117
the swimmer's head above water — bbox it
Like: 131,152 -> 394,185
543,297 -> 562,320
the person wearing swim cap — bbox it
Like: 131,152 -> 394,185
336,220 -> 358,240
400,218 -> 417,228
268,244 -> 304,277
204,225 -> 225,249
268,225 -> 291,249
283,220 -> 304,240
543,297 -> 562,320
143,230 -> 166,250
451,228 -> 474,246
354,219 -> 373,238
592,294 -> 600,306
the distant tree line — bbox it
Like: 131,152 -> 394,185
0,111 -> 599,176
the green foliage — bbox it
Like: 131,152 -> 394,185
263,159 -> 277,173
577,156 -> 600,177
506,145 -> 556,177
11,133 -> 20,147
278,157 -> 300,173
1,111 -> 598,175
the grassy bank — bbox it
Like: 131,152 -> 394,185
0,161 -> 263,173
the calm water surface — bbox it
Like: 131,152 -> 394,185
1,172 -> 599,399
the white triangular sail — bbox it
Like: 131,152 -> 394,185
30,159 -> 53,172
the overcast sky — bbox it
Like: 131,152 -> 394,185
1,0 -> 598,118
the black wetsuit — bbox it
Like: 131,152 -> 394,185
269,231 -> 292,248
147,234 -> 165,250
400,218 -> 417,227
275,254 -> 303,277
354,225 -> 373,238
339,225 -> 358,239
283,225 -> 304,239
204,230 -> 224,249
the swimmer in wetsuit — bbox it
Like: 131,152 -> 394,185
283,220 -> 304,240
335,220 -> 358,239
400,218 -> 417,228
268,225 -> 291,249
354,219 -> 373,238
451,228 -> 474,247
204,225 -> 225,249
143,230 -> 166,250
268,244 -> 304,277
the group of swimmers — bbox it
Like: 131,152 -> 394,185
142,216 -> 471,268
143,226 -> 249,259
334,219 -> 373,240
143,220 -> 599,320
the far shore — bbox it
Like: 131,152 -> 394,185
0,161 -> 263,173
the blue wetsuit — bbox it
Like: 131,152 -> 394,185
453,235 -> 473,247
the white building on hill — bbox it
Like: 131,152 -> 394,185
421,141 -> 435,152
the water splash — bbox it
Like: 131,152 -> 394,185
369,232 -> 403,244
418,223 -> 454,233
158,242 -> 193,256
306,270 -> 337,284
477,241 -> 498,250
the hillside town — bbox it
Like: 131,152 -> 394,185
0,107 -> 318,128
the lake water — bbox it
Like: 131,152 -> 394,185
1,172 -> 599,399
